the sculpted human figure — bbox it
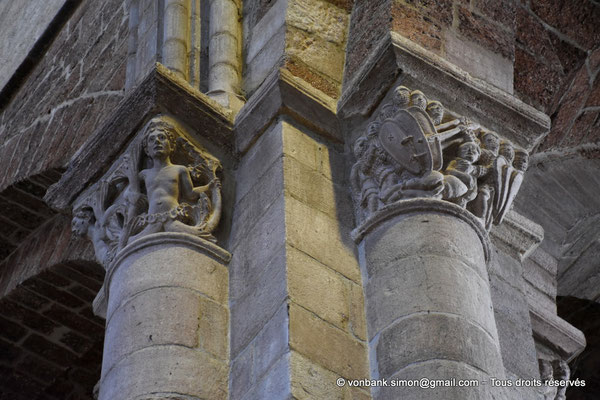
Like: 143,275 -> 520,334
72,208 -> 114,266
426,101 -> 444,126
443,140 -> 483,206
350,137 -> 379,219
410,90 -> 427,110
127,118 -> 215,242
470,131 -> 500,226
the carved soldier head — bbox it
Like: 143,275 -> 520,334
513,149 -> 529,172
142,117 -> 177,160
499,141 -> 515,163
72,208 -> 94,236
393,86 -> 411,107
410,90 -> 427,110
457,141 -> 481,163
480,131 -> 500,154
426,101 -> 444,125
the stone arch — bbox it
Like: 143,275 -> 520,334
0,260 -> 105,400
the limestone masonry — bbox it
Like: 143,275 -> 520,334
0,1 -> 598,399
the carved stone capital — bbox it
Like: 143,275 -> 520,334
71,115 -> 225,269
350,84 -> 528,233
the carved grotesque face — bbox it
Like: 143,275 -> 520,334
514,150 -> 529,171
458,142 -> 480,163
144,126 -> 174,158
426,101 -> 444,125
72,210 -> 92,236
499,142 -> 515,163
410,91 -> 427,110
481,132 -> 500,154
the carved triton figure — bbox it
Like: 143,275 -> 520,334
350,84 -> 529,231
126,118 -> 216,242
72,115 -> 223,268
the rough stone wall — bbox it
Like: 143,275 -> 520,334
0,261 -> 104,400
514,0 -> 600,151
0,0 -> 128,193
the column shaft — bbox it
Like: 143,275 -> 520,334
359,200 -> 504,399
98,233 -> 230,400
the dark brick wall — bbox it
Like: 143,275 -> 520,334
514,0 -> 599,151
0,170 -> 62,263
344,0 -> 516,86
0,261 -> 104,400
0,213 -> 94,298
0,0 -> 128,194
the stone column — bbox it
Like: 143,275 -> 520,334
99,233 -> 229,400
355,200 -> 504,399
68,115 -> 230,400
348,85 -> 532,399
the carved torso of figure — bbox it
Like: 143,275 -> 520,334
140,164 -> 196,215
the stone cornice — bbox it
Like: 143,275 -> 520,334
234,68 -> 340,154
490,209 -> 544,262
338,32 -> 550,151
530,306 -> 586,362
45,63 -> 234,212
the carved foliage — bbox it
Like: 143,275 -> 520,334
72,115 -> 223,266
351,85 -> 529,230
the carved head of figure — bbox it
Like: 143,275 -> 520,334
458,141 -> 481,163
426,101 -> 444,125
410,90 -> 427,110
480,131 -> 500,155
513,149 -> 529,172
499,141 -> 515,164
353,136 -> 369,159
393,86 -> 411,107
142,117 -> 177,160
72,208 -> 94,236
367,121 -> 381,140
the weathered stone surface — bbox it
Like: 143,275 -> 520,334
445,30 -> 514,93
378,360 -> 493,400
285,196 -> 361,283
488,249 -> 540,380
289,303 -> 368,380
229,196 -> 285,294
102,287 -> 227,377
457,5 -> 514,60
288,245 -> 351,331
106,241 -> 228,319
100,346 -> 227,400
530,0 -> 600,50
363,211 -> 486,281
376,312 -> 504,379
365,253 -> 497,341
230,242 -> 287,357
0,0 -> 68,92
253,303 -> 289,382
290,351 -> 369,400
241,353 -> 291,400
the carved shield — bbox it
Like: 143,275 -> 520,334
379,110 -> 433,175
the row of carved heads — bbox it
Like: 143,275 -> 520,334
72,115 -> 223,267
351,85 -> 529,230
